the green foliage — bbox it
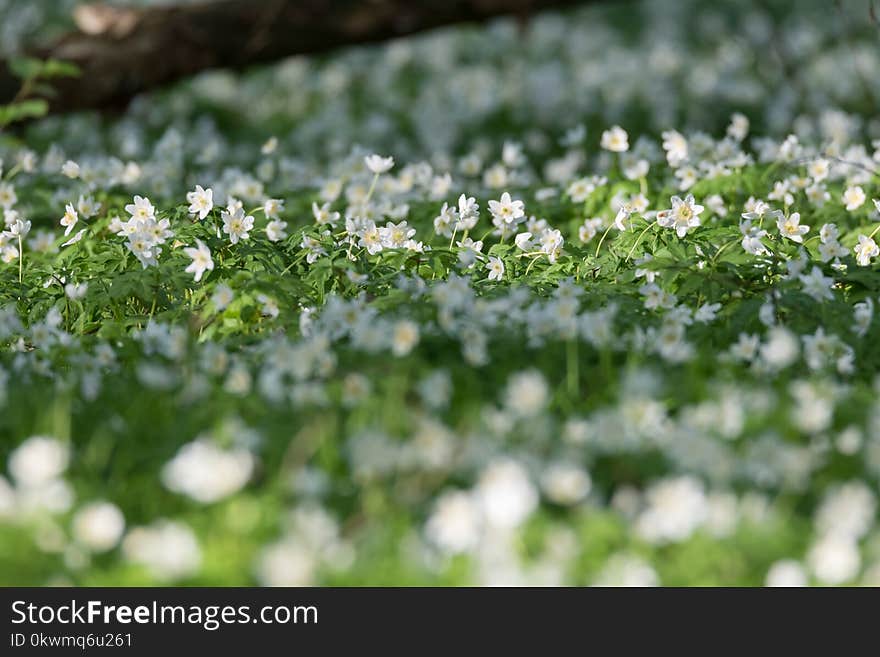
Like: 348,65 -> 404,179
1,57 -> 79,129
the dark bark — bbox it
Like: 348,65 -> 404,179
0,0 -> 598,115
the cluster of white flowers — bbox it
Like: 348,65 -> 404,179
105,196 -> 172,268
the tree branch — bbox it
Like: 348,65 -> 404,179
0,0 -> 600,115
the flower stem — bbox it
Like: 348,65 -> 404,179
524,253 -> 542,277
595,223 -> 615,258
448,225 -> 458,250
363,173 -> 379,206
626,223 -> 654,261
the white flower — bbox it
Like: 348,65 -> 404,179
807,534 -> 860,585
483,163 -> 508,189
740,219 -> 769,256
760,327 -> 799,370
600,125 -> 629,152
705,193 -> 727,218
639,282 -> 667,310
8,436 -> 69,488
476,459 -> 538,529
614,202 -> 634,231
144,216 -> 173,245
266,219 -> 288,242
808,158 -> 829,182
255,537 -> 317,587
488,191 -> 525,225
567,177 -> 596,202
815,482 -> 876,541
77,194 -> 101,218
853,234 -> 879,266
60,203 -> 78,236
358,221 -> 383,255
0,182 -> 17,209
126,231 -> 159,268
538,227 -> 564,262
504,369 -> 548,417
456,237 -> 483,268
635,476 -> 707,544
186,185 -> 213,220
312,202 -> 340,226
183,239 -> 214,282
300,234 -> 327,263
662,130 -> 688,166
61,160 -> 80,179
365,154 -> 394,174
433,202 -> 457,237
6,218 -> 30,239
425,491 -> 481,554
578,217 -> 604,242
694,302 -> 721,322
593,554 -> 659,587
502,140 -> 525,168
430,173 -> 453,200
768,180 -> 792,206
819,223 -> 839,244
843,185 -> 866,211
61,228 -> 87,247
486,256 -> 505,281
674,166 -> 699,190
161,438 -> 253,504
380,220 -> 415,249
72,501 -> 125,552
727,112 -> 749,141
621,154 -> 649,180
123,520 -> 201,581
799,266 -> 834,302
391,320 -> 419,356
657,194 -> 703,237
806,183 -> 830,207
211,284 -> 234,310
221,206 -> 254,244
261,136 -> 278,155
777,212 -> 809,243
802,327 -> 851,373
514,231 -> 533,251
741,200 -> 782,223
319,179 -> 342,203
765,560 -> 808,587
65,282 -> 88,300
263,198 -> 284,219
124,195 -> 156,223
541,463 -> 591,505
457,193 -> 479,228
730,333 -> 760,361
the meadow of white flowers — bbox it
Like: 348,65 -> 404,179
1,0 -> 879,586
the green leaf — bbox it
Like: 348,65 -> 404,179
41,58 -> 81,78
8,56 -> 44,80
8,57 -> 80,81
240,305 -> 258,323
0,99 -> 49,126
